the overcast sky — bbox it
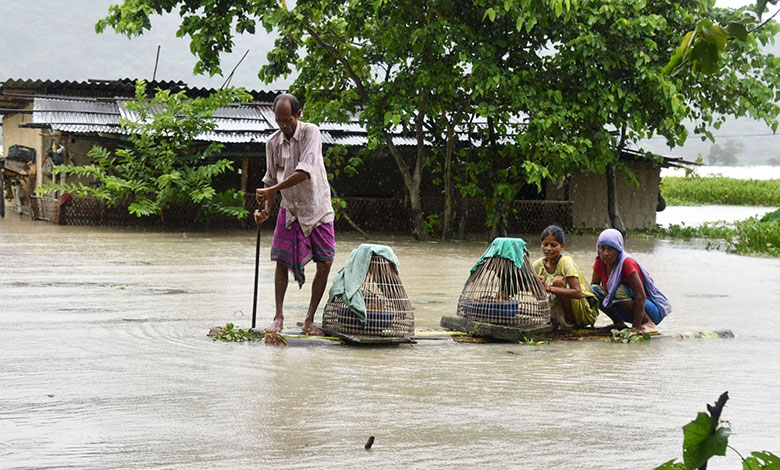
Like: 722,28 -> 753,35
0,0 -> 292,91
1,0 -> 778,162
1,0 -> 774,90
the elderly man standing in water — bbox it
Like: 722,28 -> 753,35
254,93 -> 335,336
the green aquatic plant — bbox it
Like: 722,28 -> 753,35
661,177 -> 780,206
520,336 -> 548,345
605,328 -> 650,343
761,208 -> 780,223
656,392 -> 780,470
652,216 -> 780,258
212,323 -> 262,342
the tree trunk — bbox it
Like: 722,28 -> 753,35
457,195 -> 468,240
489,200 -> 508,240
330,184 -> 369,239
607,125 -> 628,235
606,163 -> 626,235
381,134 -> 426,239
441,120 -> 455,241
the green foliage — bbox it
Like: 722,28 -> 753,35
330,196 -> 348,220
605,328 -> 650,343
96,0 -> 780,238
661,176 -> 780,206
761,208 -> 780,223
424,214 -> 441,238
653,215 -> 780,257
212,322 -> 262,342
197,188 -> 249,222
664,0 -> 779,79
743,451 -> 780,470
680,412 -> 731,468
38,81 -> 251,225
684,156 -> 704,178
656,391 -> 780,470
520,335 -> 548,345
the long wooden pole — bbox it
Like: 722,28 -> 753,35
251,224 -> 261,329
0,171 -> 5,218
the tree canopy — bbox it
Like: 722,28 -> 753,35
97,0 -> 780,236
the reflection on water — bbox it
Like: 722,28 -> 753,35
2,215 -> 779,469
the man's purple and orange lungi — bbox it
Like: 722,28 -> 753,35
271,208 -> 335,287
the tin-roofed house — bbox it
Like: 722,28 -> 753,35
0,78 -> 424,227
0,78 -> 277,224
1,77 -> 685,232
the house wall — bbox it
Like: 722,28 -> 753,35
38,134 -> 125,189
546,160 -> 660,230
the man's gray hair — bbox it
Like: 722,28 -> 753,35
272,93 -> 301,114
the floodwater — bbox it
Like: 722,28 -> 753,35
661,164 -> 780,180
2,214 -> 779,469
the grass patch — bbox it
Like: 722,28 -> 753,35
661,176 -> 780,206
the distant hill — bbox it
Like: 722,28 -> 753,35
638,116 -> 780,165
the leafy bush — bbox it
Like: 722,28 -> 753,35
656,392 -> 780,470
38,81 -> 252,227
662,177 -> 780,206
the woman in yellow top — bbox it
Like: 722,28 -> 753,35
533,225 -> 599,330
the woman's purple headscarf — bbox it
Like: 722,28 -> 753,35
596,229 -> 671,318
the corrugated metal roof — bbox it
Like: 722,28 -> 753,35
117,100 -> 275,132
28,96 -> 421,146
50,124 -> 125,134
1,78 -> 276,101
34,97 -> 120,126
322,132 -> 418,147
198,131 -> 274,144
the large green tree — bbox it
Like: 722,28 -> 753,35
97,0 -> 779,236
97,0 -> 577,240
494,0 -> 780,232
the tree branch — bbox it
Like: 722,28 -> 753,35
304,25 -> 369,104
749,7 -> 780,33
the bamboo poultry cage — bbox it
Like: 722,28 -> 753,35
457,246 -> 550,326
323,254 -> 414,338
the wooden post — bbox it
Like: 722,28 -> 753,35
241,156 -> 249,194
0,170 -> 4,218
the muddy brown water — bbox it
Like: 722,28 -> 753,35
2,214 -> 779,469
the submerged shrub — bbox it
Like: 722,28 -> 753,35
653,216 -> 780,257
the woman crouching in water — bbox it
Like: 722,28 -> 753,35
533,225 -> 600,331
591,229 -> 671,334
